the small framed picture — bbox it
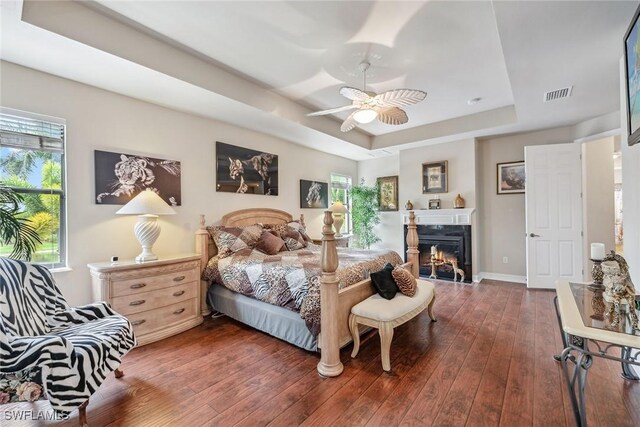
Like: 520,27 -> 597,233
422,161 -> 448,194
497,161 -> 526,194
377,175 -> 399,211
300,179 -> 329,208
428,199 -> 441,210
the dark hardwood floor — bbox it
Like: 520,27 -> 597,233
6,279 -> 640,426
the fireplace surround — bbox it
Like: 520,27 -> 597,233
402,209 -> 474,283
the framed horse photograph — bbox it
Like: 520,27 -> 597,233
300,179 -> 329,208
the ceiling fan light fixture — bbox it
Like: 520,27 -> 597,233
353,109 -> 378,124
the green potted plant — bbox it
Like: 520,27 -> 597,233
349,181 -> 381,249
0,185 -> 41,260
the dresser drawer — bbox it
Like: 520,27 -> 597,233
111,281 -> 197,315
111,264 -> 199,297
127,298 -> 198,336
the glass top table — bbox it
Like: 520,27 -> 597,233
569,282 -> 640,337
555,281 -> 640,427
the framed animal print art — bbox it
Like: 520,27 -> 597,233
216,141 -> 278,195
497,161 -> 525,194
300,180 -> 328,208
94,150 -> 181,205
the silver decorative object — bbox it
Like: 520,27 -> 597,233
587,258 -> 604,291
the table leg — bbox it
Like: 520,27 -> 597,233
621,346 -> 640,381
554,296 -> 569,362
560,346 -> 592,427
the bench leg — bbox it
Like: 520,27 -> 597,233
349,314 -> 360,358
379,322 -> 394,372
428,294 -> 437,322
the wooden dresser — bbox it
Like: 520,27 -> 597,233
88,254 -> 202,346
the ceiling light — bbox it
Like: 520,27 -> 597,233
468,97 -> 482,105
353,109 -> 378,124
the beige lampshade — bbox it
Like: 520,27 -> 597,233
116,189 -> 176,215
329,201 -> 349,214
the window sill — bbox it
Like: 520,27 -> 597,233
50,266 -> 73,274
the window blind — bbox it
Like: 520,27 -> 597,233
0,114 -> 65,152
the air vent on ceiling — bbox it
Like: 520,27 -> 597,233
543,86 -> 573,102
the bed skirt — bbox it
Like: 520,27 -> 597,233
207,284 -> 318,352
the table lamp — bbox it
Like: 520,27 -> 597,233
329,201 -> 349,237
116,189 -> 176,262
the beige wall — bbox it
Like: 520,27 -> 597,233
621,59 -> 640,284
582,137 -> 615,280
476,126 -> 574,280
358,138 -> 478,276
356,155 -> 402,255
0,61 -> 357,306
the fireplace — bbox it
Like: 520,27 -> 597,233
404,224 -> 472,282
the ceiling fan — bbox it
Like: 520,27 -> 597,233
307,61 -> 427,132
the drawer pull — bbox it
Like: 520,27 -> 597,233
173,308 -> 185,315
131,319 -> 146,326
129,300 -> 146,306
130,283 -> 146,289
173,275 -> 186,282
173,290 -> 185,297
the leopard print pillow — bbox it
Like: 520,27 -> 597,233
391,266 -> 417,297
263,223 -> 307,250
207,224 -> 263,258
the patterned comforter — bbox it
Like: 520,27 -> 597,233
202,244 -> 402,335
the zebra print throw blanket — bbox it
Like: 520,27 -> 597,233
0,257 -> 136,415
203,245 -> 403,335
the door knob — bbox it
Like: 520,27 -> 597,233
529,233 -> 540,238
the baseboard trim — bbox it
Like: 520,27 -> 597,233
478,272 -> 527,284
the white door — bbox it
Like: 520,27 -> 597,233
525,143 -> 583,288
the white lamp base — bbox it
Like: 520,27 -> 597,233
333,214 -> 344,238
134,214 -> 160,263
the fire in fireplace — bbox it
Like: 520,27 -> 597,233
404,224 -> 472,282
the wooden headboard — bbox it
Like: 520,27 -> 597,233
195,208 -> 304,314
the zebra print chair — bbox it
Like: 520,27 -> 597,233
0,257 -> 136,425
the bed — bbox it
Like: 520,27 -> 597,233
195,208 -> 420,377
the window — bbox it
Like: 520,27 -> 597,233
0,111 -> 66,268
330,173 -> 352,233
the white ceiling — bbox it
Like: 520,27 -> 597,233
0,0 -> 638,160
94,0 -> 514,135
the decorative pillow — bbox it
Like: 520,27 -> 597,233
263,223 -> 308,250
370,263 -> 399,300
256,230 -> 286,255
207,224 -> 263,258
392,266 -> 417,297
287,220 -> 311,242
282,228 -> 306,251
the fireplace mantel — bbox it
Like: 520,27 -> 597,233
401,208 -> 475,226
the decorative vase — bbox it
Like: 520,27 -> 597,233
454,194 -> 465,209
405,200 -> 413,210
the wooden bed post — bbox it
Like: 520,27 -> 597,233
299,213 -> 305,228
195,214 -> 211,316
317,211 -> 344,377
406,211 -> 419,278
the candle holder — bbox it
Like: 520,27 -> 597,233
429,254 -> 444,280
587,258 -> 605,291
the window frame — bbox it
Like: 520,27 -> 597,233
0,108 -> 67,269
330,173 -> 353,234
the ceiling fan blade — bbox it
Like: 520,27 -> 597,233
306,105 -> 356,117
340,87 -> 371,102
375,89 -> 427,108
340,111 -> 358,132
377,107 -> 409,125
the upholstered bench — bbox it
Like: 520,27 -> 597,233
349,279 -> 436,371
